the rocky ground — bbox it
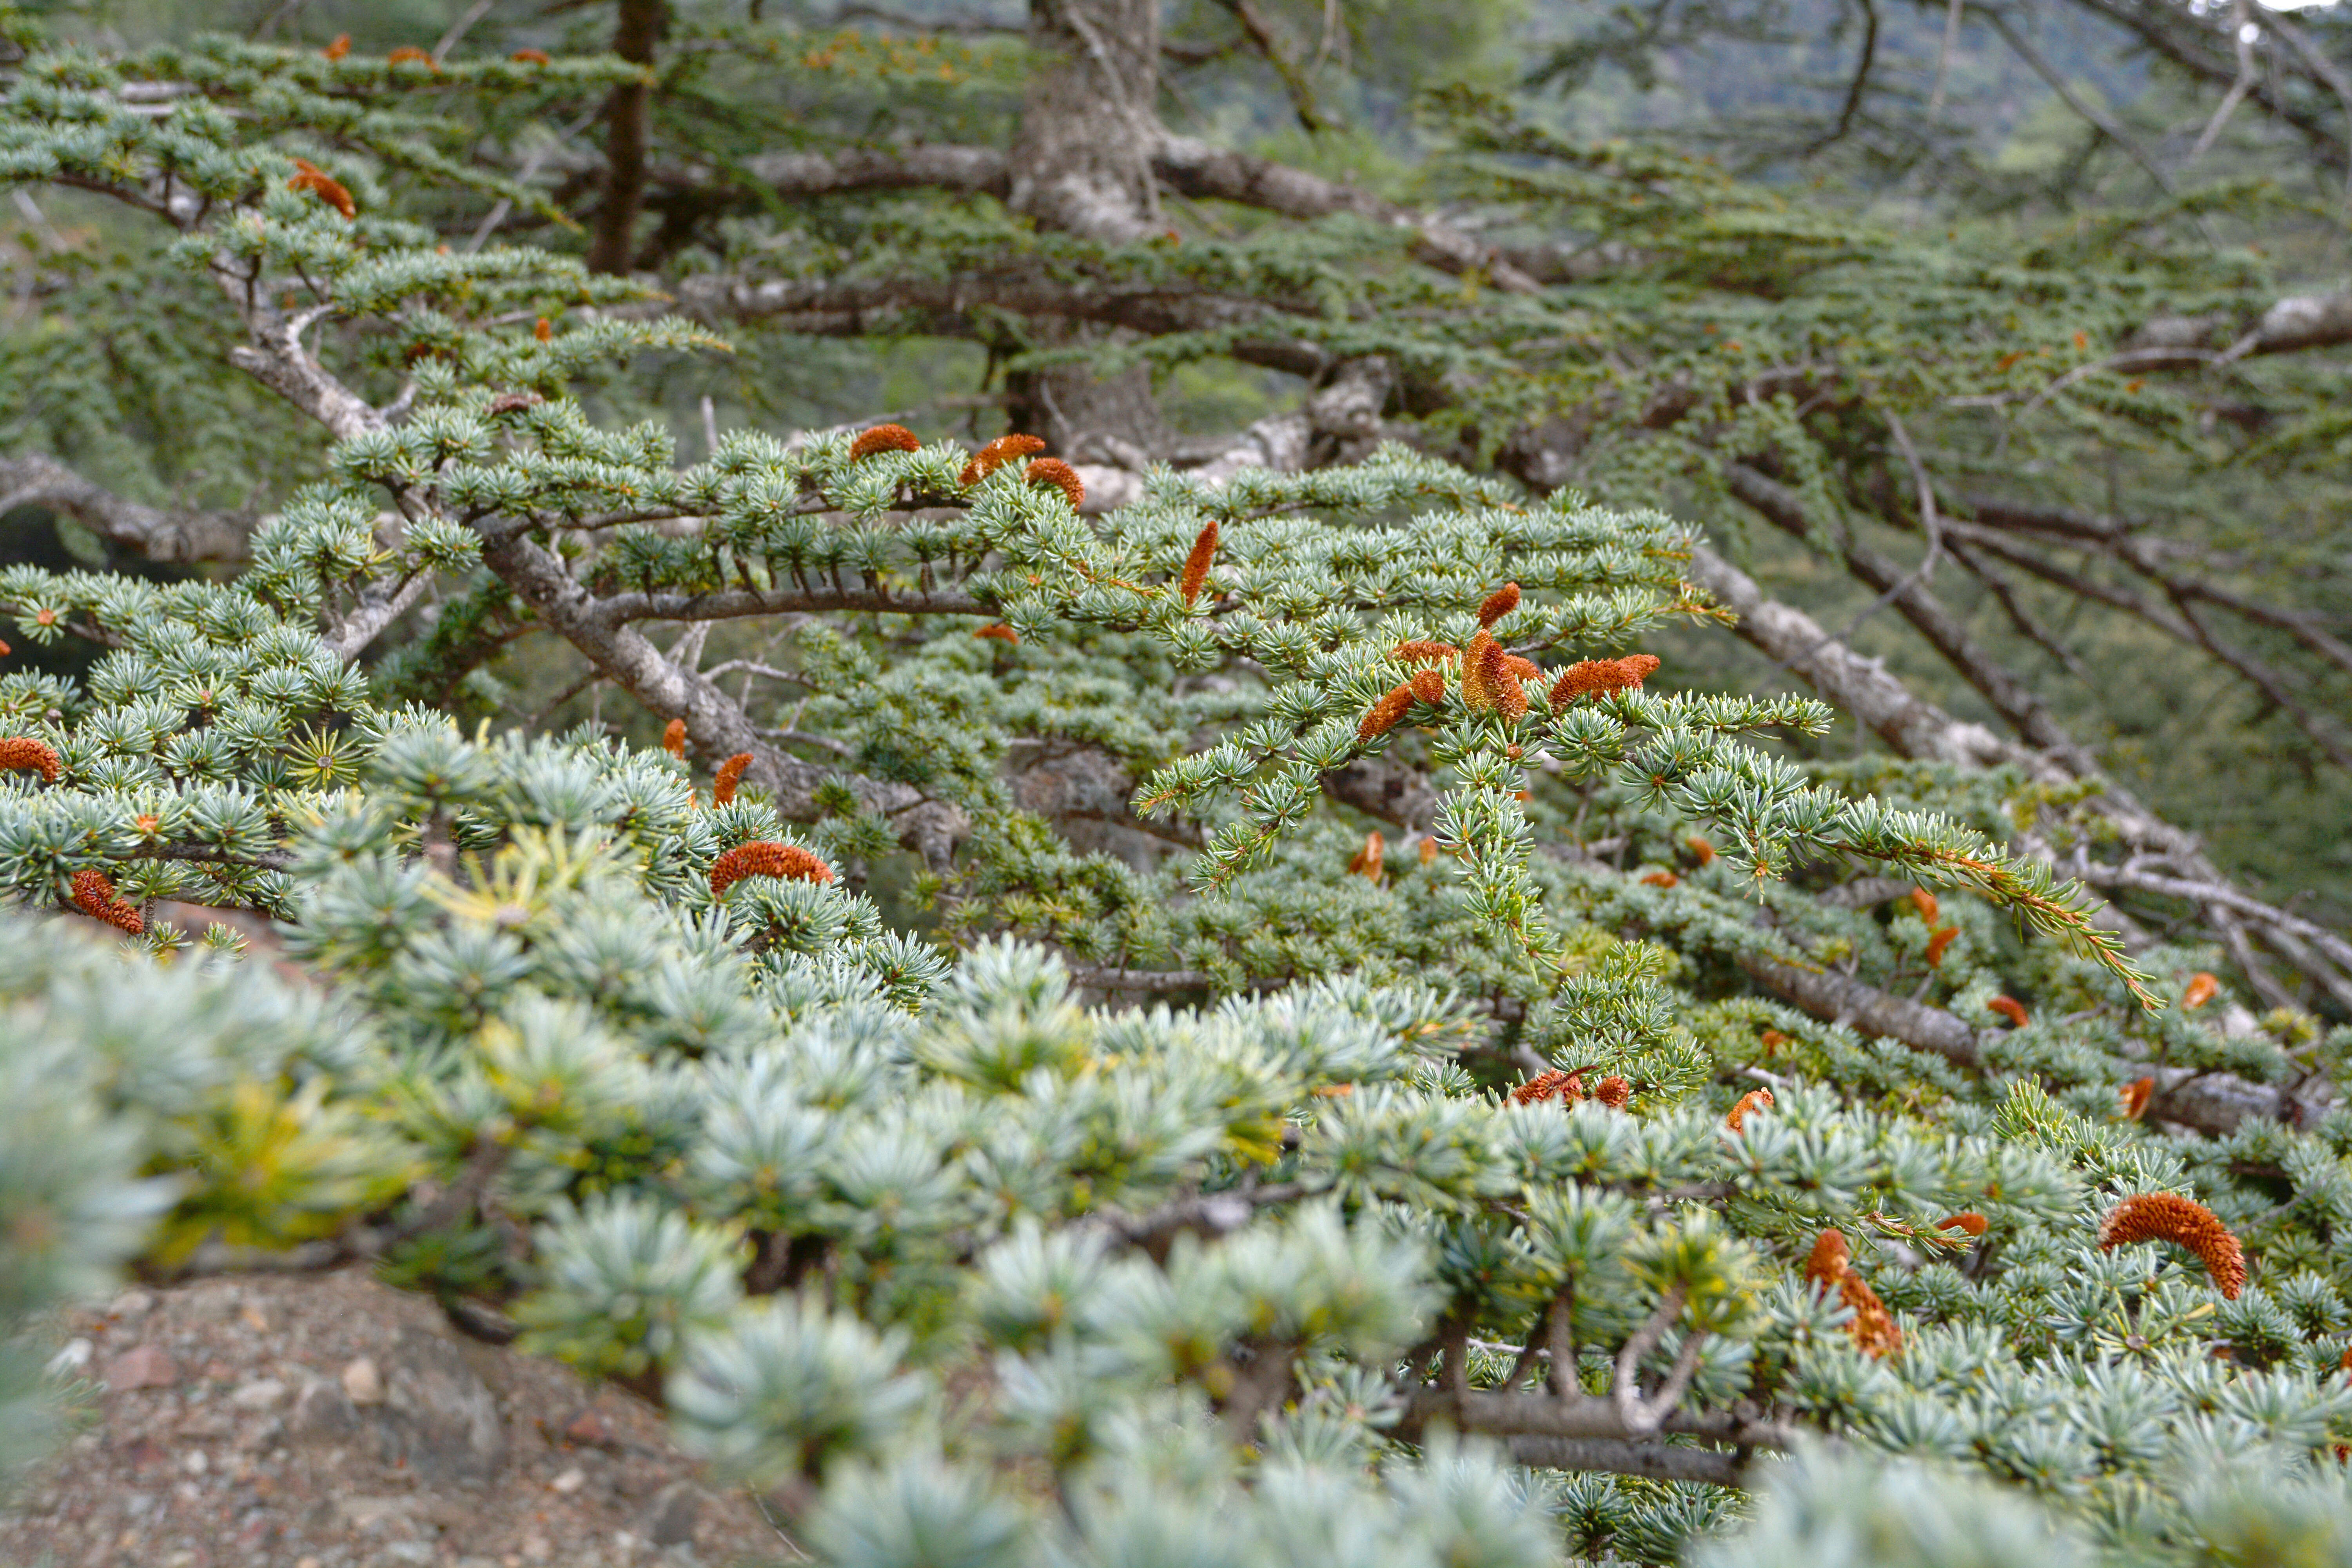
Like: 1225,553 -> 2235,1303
2,1270 -> 791,1568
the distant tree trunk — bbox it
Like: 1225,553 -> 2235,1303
1007,0 -> 1162,242
1001,0 -> 1171,459
588,0 -> 665,275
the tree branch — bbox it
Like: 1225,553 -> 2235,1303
475,526 -> 967,865
2120,289 -> 2352,368
1738,943 -> 2327,1131
1681,539 -> 2352,1009
1738,952 -> 1985,1066
675,268 -> 1335,381
1978,5 -> 2176,194
1149,136 -> 1543,292
1206,0 -> 1336,131
1065,965 -> 1218,991
737,143 -> 1013,200
1724,460 -> 2089,765
0,454 -> 256,563
2059,0 -> 2346,172
1803,0 -> 1880,157
593,583 -> 993,625
1398,1381 -> 1791,1485
1937,515 -> 2352,768
1496,1435 -> 1751,1486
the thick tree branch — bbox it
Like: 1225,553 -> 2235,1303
1400,1383 -> 1793,1484
593,583 -> 993,625
1066,965 -> 1218,992
730,134 -> 1558,292
1683,543 -> 2013,770
675,267 -> 1334,379
1738,952 -> 1985,1066
2121,289 -> 2352,368
225,310 -> 387,445
0,454 -> 255,563
1496,1435 -> 1751,1486
1149,136 -> 1543,292
738,143 -> 1012,200
1738,944 -> 2326,1132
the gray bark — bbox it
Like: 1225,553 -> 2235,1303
0,454 -> 256,564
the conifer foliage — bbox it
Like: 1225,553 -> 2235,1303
7,14 -> 2352,1567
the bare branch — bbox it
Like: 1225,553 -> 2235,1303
475,526 -> 968,865
2060,0 -> 2346,172
1150,136 -> 1543,292
675,268 -> 1335,381
324,571 -> 434,662
739,143 -> 1013,200
1979,5 -> 2176,194
1958,496 -> 2352,680
1497,1435 -> 1751,1486
1803,0 -> 1880,157
1927,0 -> 1965,119
2121,289 -> 2352,367
1066,965 -> 1218,991
431,0 -> 498,65
1936,517 -> 2352,767
2080,866 -> 2352,1000
1206,0 -> 1337,131
2183,0 -> 2259,166
1944,537 -> 2087,676
0,454 -> 255,563
1095,1180 -> 1311,1252
1740,942 -> 2330,1131
1612,1284 -> 1688,1436
1681,540 -> 2352,1009
1724,460 -> 2088,764
1684,541 -> 2014,771
1738,952 -> 1985,1067
593,583 -> 993,626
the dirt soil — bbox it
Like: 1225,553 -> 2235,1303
2,1270 -> 792,1568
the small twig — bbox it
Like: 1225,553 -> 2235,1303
1926,0 -> 1965,119
756,726 -> 856,758
525,668 -> 604,729
432,0 -> 499,65
1981,6 -> 2176,196
1803,0 -> 1879,157
2185,0 -> 2259,167
1944,537 -> 2086,677
1788,414 -> 1941,663
470,108 -> 602,254
246,0 -> 313,40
